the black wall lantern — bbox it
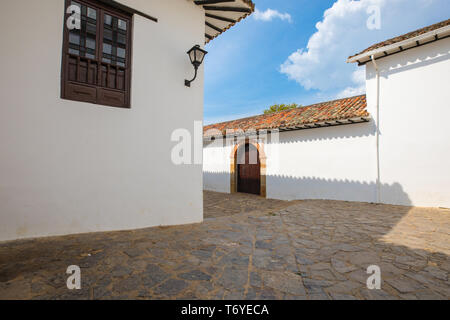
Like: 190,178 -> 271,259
185,45 -> 208,87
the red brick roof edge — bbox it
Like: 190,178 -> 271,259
204,95 -> 369,137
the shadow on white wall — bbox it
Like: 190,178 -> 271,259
203,171 -> 412,206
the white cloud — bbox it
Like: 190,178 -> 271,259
280,0 -> 449,98
254,8 -> 292,23
336,85 -> 366,99
336,68 -> 366,98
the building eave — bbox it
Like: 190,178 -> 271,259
193,0 -> 255,44
348,24 -> 450,65
203,117 -> 371,141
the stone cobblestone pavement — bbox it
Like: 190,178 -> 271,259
0,191 -> 449,300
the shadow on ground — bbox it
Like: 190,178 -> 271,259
0,191 -> 449,300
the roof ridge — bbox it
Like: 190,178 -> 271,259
349,18 -> 450,60
205,94 -> 366,127
376,18 -> 450,46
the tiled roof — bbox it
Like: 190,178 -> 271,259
348,19 -> 450,60
204,95 -> 369,137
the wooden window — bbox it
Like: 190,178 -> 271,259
61,0 -> 132,108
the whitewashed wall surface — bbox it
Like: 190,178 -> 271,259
0,0 -> 205,241
365,38 -> 450,208
204,122 -> 380,204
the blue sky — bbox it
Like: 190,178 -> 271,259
203,0 -> 450,125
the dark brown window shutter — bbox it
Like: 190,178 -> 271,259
61,0 -> 132,108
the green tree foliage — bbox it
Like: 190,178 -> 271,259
263,103 -> 300,115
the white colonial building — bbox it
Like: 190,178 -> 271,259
0,0 -> 254,242
204,19 -> 450,209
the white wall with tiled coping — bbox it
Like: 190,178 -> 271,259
204,38 -> 450,208
203,120 -> 379,204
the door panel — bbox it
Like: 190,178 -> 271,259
237,144 -> 261,195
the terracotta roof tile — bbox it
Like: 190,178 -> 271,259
204,95 -> 369,137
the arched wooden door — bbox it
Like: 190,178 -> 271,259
237,143 -> 261,195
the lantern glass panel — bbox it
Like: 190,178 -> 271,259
196,50 -> 205,64
189,50 -> 196,64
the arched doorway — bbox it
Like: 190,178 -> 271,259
230,140 -> 267,197
236,143 -> 261,195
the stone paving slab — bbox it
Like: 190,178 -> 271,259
0,191 -> 449,300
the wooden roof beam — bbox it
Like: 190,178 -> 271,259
195,0 -> 236,5
205,13 -> 237,23
205,21 -> 223,33
204,6 -> 252,13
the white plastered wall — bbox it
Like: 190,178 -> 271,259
265,124 -> 378,203
365,38 -> 450,208
203,140 -> 234,193
203,122 -> 380,204
0,0 -> 205,241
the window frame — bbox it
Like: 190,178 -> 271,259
61,0 -> 133,109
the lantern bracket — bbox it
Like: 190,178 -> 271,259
185,66 -> 198,88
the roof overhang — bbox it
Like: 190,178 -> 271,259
193,0 -> 255,43
204,117 -> 371,141
347,25 -> 450,66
